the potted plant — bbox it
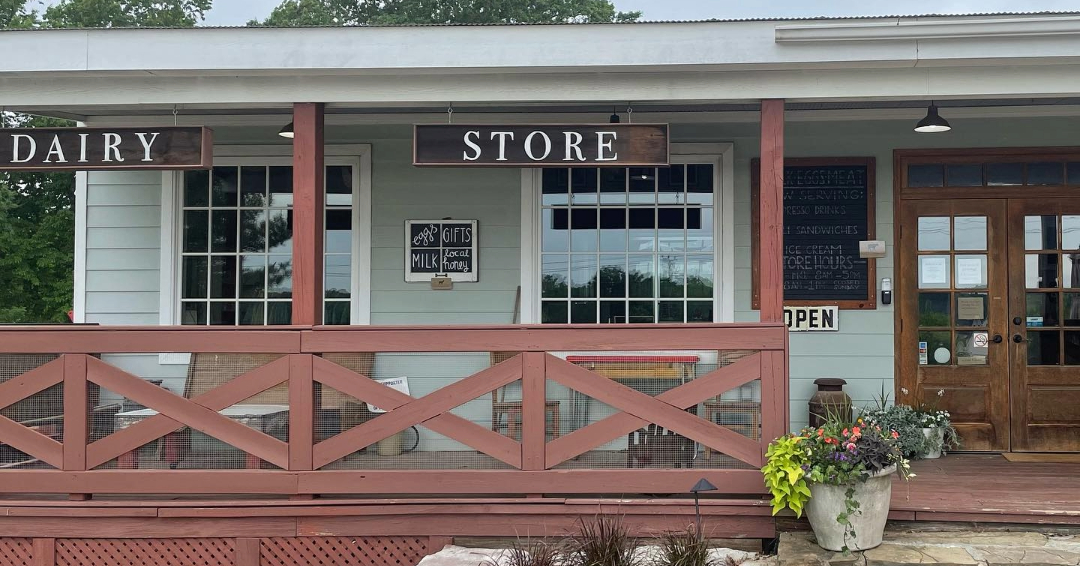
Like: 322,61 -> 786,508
912,389 -> 958,459
763,417 -> 911,552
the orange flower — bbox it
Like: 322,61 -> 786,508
891,430 -> 900,439
852,426 -> 861,435
817,429 -> 824,436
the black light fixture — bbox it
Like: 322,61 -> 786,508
690,478 -> 718,536
609,106 -> 621,123
914,103 -> 951,133
278,122 -> 294,139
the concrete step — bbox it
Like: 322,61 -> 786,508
779,531 -> 1080,566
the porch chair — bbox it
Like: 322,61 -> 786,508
626,424 -> 695,469
488,352 -> 561,441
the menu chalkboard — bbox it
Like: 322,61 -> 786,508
752,158 -> 876,309
405,220 -> 479,282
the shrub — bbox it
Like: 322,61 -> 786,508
656,527 -> 714,566
567,514 -> 640,566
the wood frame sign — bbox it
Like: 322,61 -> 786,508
413,124 -> 669,167
0,127 -> 212,171
405,219 -> 479,282
752,157 -> 877,310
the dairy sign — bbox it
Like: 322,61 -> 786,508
0,127 -> 212,171
413,124 -> 668,167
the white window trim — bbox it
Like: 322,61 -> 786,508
158,144 -> 372,328
519,143 -> 734,324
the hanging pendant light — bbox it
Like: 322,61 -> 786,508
278,122 -> 294,139
914,104 -> 951,133
609,106 -> 621,124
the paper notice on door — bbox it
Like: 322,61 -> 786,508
957,296 -> 986,320
956,257 -> 985,287
920,256 -> 948,286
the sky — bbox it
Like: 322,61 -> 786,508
28,0 -> 1080,25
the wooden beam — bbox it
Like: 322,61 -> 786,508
759,99 -> 785,323
62,355 -> 89,473
291,102 -> 325,326
32,538 -> 54,566
520,353 -> 545,471
288,354 -> 315,471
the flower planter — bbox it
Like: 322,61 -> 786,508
921,427 -> 944,459
805,465 -> 896,552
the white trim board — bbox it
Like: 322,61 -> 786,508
72,170 -> 88,324
519,143 -> 735,324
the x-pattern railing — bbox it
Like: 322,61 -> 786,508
0,324 -> 787,497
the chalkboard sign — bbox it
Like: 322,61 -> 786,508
404,220 -> 479,282
751,158 -> 876,309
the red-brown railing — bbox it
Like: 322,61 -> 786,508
0,324 -> 787,498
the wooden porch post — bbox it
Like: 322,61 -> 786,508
758,99 -> 785,323
292,102 -> 325,326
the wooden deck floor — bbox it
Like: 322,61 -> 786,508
890,454 -> 1080,525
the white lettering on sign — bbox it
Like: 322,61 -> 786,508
563,131 -> 585,162
490,131 -> 514,161
524,131 -> 552,161
463,130 -> 481,161
783,306 -> 839,332
596,131 -> 618,161
12,134 -> 35,163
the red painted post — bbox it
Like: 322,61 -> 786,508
63,354 -> 90,500
234,537 -> 261,566
520,352 -> 546,472
32,538 -> 55,566
292,102 -> 325,326
289,354 -> 315,472
758,99 -> 785,323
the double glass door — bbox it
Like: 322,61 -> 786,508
899,198 -> 1080,452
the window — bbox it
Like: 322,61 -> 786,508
180,162 -> 358,325
538,163 -> 718,324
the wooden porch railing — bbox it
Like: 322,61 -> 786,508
0,324 -> 787,498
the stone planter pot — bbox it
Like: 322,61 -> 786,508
805,465 -> 896,552
921,427 -> 944,459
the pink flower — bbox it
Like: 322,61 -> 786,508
891,430 -> 900,439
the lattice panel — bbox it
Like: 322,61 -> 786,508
55,539 -> 235,566
261,536 -> 430,566
0,538 -> 33,566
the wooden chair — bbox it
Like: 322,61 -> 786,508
489,352 -> 561,441
626,424 -> 694,469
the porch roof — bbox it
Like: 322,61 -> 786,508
4,13 -> 1080,116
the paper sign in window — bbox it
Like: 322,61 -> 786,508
957,296 -> 986,320
919,256 -> 949,288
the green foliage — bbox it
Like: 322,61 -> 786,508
567,514 -> 640,566
656,527 -> 714,566
487,539 -> 563,566
251,0 -> 641,27
42,0 -> 211,28
1,0 -> 37,27
761,434 -> 811,517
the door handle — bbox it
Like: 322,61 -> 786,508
1013,317 -> 1024,326
1013,334 -> 1026,344
993,334 -> 1003,344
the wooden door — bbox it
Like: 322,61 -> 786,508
1007,199 -> 1080,452
898,199 -> 1010,451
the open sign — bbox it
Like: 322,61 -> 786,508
784,306 -> 839,332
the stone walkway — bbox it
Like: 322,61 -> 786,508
780,529 -> 1080,566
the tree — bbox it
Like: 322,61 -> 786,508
252,0 -> 640,27
42,0 -> 211,28
0,0 -> 212,323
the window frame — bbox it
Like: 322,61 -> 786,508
161,144 -> 372,327
519,143 -> 733,324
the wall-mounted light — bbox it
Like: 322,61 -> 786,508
914,104 -> 951,133
278,122 -> 294,139
609,106 -> 621,124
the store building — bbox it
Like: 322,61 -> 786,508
2,11 -> 1080,563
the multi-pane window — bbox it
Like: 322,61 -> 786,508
540,164 -> 717,324
180,164 -> 355,325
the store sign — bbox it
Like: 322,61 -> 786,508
0,127 -> 212,171
413,124 -> 668,167
784,306 -> 839,332
405,220 -> 478,282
